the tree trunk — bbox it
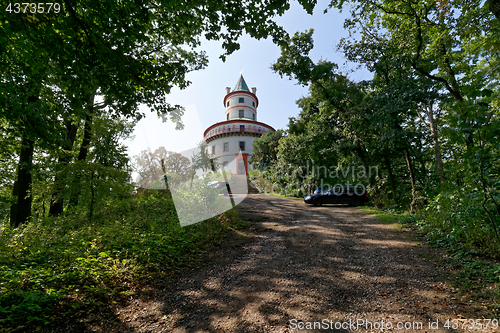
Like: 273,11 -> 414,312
384,155 -> 397,199
9,181 -> 18,226
89,169 -> 95,222
404,148 -> 417,213
417,100 -> 445,187
11,138 -> 34,227
49,119 -> 79,216
77,105 -> 94,162
426,102 -> 445,186
69,94 -> 95,208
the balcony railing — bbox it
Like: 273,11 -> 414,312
204,127 -> 268,141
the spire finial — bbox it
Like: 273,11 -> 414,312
240,68 -> 243,75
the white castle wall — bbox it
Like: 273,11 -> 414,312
208,135 -> 259,172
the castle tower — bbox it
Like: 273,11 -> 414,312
203,75 -> 275,175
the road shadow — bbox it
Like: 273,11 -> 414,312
51,194 -> 492,332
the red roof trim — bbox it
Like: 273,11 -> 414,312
223,91 -> 259,108
203,120 -> 275,136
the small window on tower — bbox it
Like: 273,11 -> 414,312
223,142 -> 229,151
227,101 -> 230,107
227,113 -> 229,121
253,114 -> 255,120
239,98 -> 244,103
211,145 -> 215,155
252,101 -> 255,107
240,125 -> 245,132
239,141 -> 245,150
239,110 -> 244,118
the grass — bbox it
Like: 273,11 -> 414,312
265,192 -> 303,200
0,193 -> 244,331
357,206 -> 399,225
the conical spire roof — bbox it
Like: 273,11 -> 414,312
232,74 -> 250,92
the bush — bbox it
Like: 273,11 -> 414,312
420,189 -> 500,257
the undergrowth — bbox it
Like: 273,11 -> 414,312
397,212 -> 500,314
0,193 -> 243,331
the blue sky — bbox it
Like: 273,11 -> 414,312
125,1 -> 372,158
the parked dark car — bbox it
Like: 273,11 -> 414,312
207,181 -> 230,196
304,186 -> 368,207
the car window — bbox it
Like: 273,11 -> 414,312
333,187 -> 343,194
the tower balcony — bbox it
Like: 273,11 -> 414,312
204,126 -> 269,143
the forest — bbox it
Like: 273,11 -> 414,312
1,0 -> 500,330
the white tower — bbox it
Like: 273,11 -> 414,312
203,75 -> 275,175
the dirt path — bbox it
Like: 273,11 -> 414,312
89,195 -> 494,332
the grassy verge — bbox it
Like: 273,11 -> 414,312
0,193 -> 244,331
360,205 -> 500,316
265,192 -> 303,200
357,206 -> 399,225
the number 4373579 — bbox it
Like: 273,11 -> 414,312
6,3 -> 61,14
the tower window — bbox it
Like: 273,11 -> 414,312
239,97 -> 244,103
252,113 -> 255,120
252,101 -> 255,107
239,110 -> 244,118
227,113 -> 229,121
223,142 -> 229,151
240,125 -> 245,132
227,101 -> 230,107
212,145 -> 215,155
239,141 -> 245,150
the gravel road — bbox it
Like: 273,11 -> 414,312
84,194 -> 495,332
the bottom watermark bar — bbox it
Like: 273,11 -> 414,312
290,318 -> 499,330
290,319 -> 424,331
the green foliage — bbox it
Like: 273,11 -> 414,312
249,170 -> 283,195
0,194 -> 242,330
249,129 -> 284,170
419,189 -> 500,256
169,174 -> 235,227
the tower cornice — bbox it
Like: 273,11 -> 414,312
223,91 -> 259,108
